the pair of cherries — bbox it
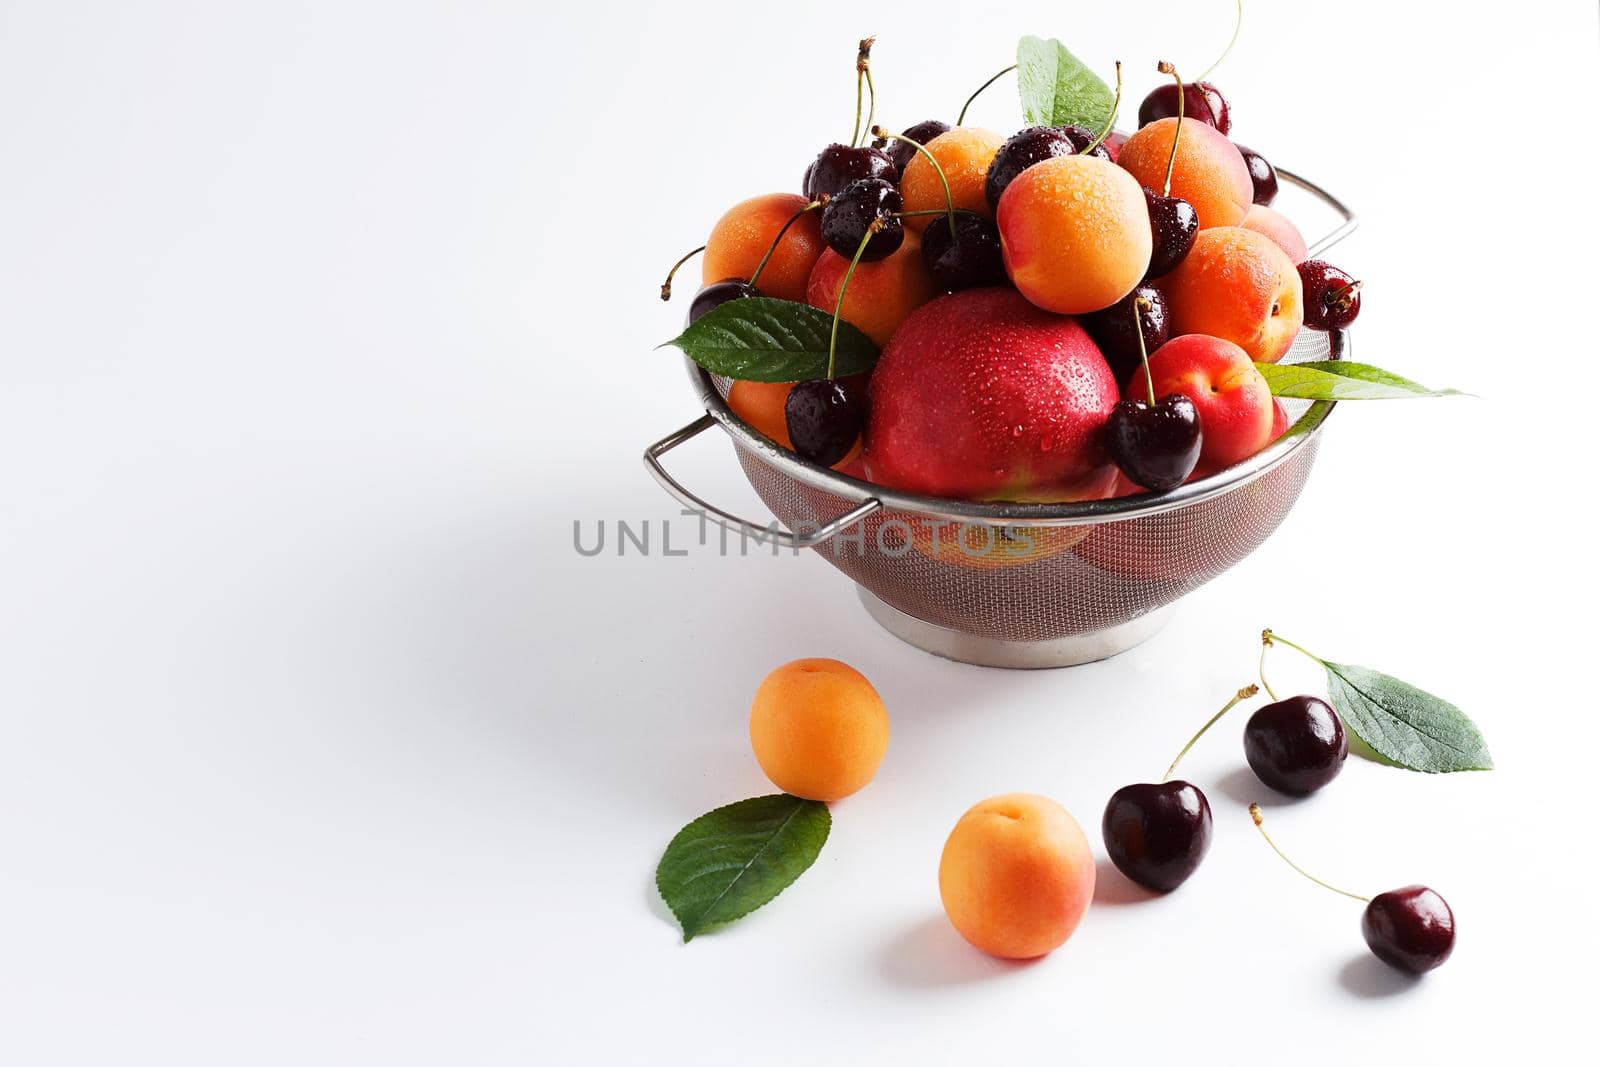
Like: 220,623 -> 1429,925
1103,673 -> 1454,975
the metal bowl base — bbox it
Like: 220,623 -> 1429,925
856,587 -> 1174,669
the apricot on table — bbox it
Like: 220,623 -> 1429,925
1134,333 -> 1275,469
938,793 -> 1095,959
1239,204 -> 1309,264
806,236 -> 938,348
1116,117 -> 1252,229
997,155 -> 1152,314
702,193 -> 825,303
749,658 -> 888,802
899,127 -> 1006,234
1163,226 -> 1304,363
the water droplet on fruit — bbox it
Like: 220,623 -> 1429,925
1012,424 -> 1025,438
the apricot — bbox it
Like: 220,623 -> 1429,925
1163,226 -> 1304,363
1116,117 -> 1252,229
997,155 -> 1152,314
1134,334 -> 1274,468
1240,204 -> 1309,264
703,193 -> 825,303
726,380 -> 795,449
749,658 -> 888,802
938,794 -> 1095,959
806,236 -> 938,348
899,127 -> 1005,235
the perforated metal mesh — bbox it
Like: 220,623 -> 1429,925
718,330 -> 1329,643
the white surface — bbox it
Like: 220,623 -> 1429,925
1,1 -> 1597,1063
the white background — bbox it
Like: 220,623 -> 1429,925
2,1 -> 1596,1063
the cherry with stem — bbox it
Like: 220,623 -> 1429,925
1249,804 -> 1457,974
1247,629 -> 1350,795
783,220 -> 877,466
1103,295 -> 1201,491
1102,684 -> 1258,893
1143,61 -> 1199,280
1135,1 -> 1238,132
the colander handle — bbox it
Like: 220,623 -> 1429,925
644,414 -> 883,549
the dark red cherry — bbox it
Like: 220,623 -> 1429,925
920,214 -> 1006,291
1102,780 -> 1213,892
1104,393 -> 1202,492
803,143 -> 897,201
1362,886 -> 1456,974
1243,695 -> 1348,796
1084,285 -> 1169,387
1236,143 -> 1278,206
784,378 -> 863,466
1144,188 -> 1199,279
1058,124 -> 1113,161
883,119 -> 950,173
1137,81 -> 1230,133
820,178 -> 903,261
985,125 -> 1107,212
1298,260 -> 1362,330
687,279 -> 758,326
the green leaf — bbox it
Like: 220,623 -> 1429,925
1322,661 -> 1493,773
1255,360 -> 1466,401
661,297 -> 878,382
655,794 -> 831,942
1015,36 -> 1115,130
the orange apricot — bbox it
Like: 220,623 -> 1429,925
749,658 -> 888,802
1239,204 -> 1309,264
899,127 -> 1005,235
938,793 -> 1095,959
702,193 -> 825,303
726,380 -> 795,449
1117,117 -> 1252,229
806,236 -> 938,348
1163,226 -> 1304,363
997,155 -> 1152,314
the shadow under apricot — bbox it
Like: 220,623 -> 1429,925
877,914 -> 1038,988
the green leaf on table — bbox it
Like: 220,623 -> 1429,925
1255,360 -> 1466,401
1015,36 -> 1115,130
655,793 -> 831,942
1321,661 -> 1493,773
660,297 -> 878,382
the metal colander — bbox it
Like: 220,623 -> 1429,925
645,170 -> 1355,667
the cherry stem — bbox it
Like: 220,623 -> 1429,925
1249,804 -> 1371,904
1196,0 -> 1244,83
828,220 -> 880,380
660,245 -> 706,301
1158,60 -> 1183,198
893,208 -> 983,220
873,126 -> 958,239
1080,61 -> 1122,156
1162,684 -> 1258,781
1327,280 -> 1364,311
958,63 -> 1017,126
1133,295 -> 1156,407
858,38 -> 877,147
1260,629 -> 1328,670
749,201 -> 823,289
1258,636 -> 1279,701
